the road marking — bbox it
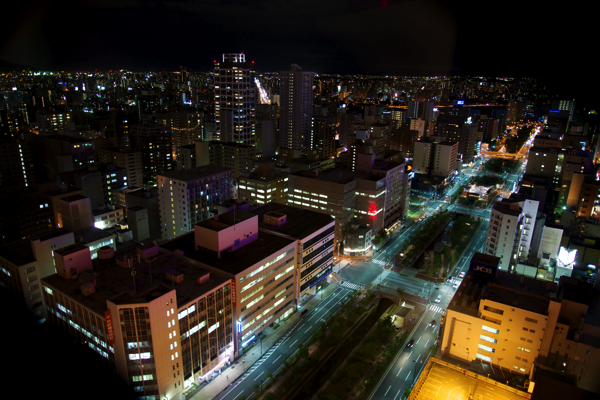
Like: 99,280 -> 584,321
232,390 -> 244,400
416,336 -> 421,344
298,324 -> 305,330
405,371 -> 412,381
425,339 -> 430,347
290,339 -> 298,348
305,327 -> 312,333
394,390 -> 402,400
385,385 -> 391,396
272,355 -> 281,364
254,371 -> 264,381
396,367 -> 403,377
407,351 -> 412,358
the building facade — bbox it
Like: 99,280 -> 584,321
279,64 -> 313,156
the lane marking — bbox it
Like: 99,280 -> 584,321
385,385 -> 391,396
405,371 -> 412,381
425,339 -> 430,347
254,371 -> 264,381
232,390 -> 244,400
416,336 -> 421,344
305,327 -> 312,333
272,355 -> 281,364
394,390 -> 402,400
290,339 -> 298,348
396,367 -> 403,377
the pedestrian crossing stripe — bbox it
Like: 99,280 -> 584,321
430,305 -> 446,315
372,259 -> 386,266
340,281 -> 362,291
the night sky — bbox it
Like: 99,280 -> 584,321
1,1 -> 597,106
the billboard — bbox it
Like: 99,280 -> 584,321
105,310 -> 115,346
469,253 -> 500,278
231,279 -> 237,307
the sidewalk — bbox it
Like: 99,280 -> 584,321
187,281 -> 343,400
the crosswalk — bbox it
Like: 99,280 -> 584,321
429,305 -> 446,315
449,278 -> 462,286
341,281 -> 362,291
238,329 -> 295,380
372,259 -> 386,266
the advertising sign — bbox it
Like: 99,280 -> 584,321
104,310 -> 115,346
469,253 -> 499,278
231,279 -> 237,307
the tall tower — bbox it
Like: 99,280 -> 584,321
279,64 -> 313,157
214,53 -> 255,145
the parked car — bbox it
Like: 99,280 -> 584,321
459,272 -> 465,278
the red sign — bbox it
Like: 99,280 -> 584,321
231,279 -> 237,307
105,310 -> 115,346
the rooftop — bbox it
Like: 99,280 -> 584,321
42,247 -> 228,314
197,210 -> 256,232
158,165 -> 233,181
252,203 -> 334,240
0,239 -> 35,266
60,194 -> 89,203
74,226 -> 115,245
160,231 -> 295,277
293,168 -> 357,185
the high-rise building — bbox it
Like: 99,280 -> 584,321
0,138 -> 36,193
214,53 -> 255,145
435,115 -> 478,163
279,64 -> 313,157
413,138 -> 458,178
168,110 -> 204,156
36,111 -> 71,136
41,135 -> 96,179
311,107 -> 336,160
176,144 -> 196,170
130,122 -> 173,186
157,166 -> 234,240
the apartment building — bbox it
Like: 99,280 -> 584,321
176,144 -> 196,170
158,166 -> 234,240
160,210 -> 298,356
252,203 -> 335,299
413,137 -> 460,178
42,243 -> 232,399
484,198 -> 540,271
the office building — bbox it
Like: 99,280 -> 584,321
279,64 -> 314,156
157,166 -> 234,240
42,243 -> 233,399
168,110 -> 203,156
441,256 -> 600,394
413,139 -> 458,178
238,160 -> 289,206
214,53 -> 255,145
0,229 -> 75,322
126,188 -> 161,240
0,189 -> 55,245
98,148 -> 144,189
390,126 -> 418,157
435,115 -> 478,163
41,135 -> 96,179
60,164 -> 128,210
195,141 -> 256,179
160,210 -> 298,357
252,203 -> 334,299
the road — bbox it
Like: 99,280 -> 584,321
215,286 -> 356,400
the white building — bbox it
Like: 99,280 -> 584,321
252,203 -> 335,299
157,166 -> 234,240
160,210 -> 298,356
484,199 -> 540,271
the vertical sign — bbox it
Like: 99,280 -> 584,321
231,279 -> 237,307
105,310 -> 115,346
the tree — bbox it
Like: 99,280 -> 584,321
254,383 -> 261,396
297,343 -> 309,360
266,372 -> 274,382
263,392 -> 276,400
428,344 -> 439,357
404,387 -> 412,398
396,287 -> 405,303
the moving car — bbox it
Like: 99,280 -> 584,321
428,320 -> 436,328
459,272 -> 465,278
453,283 -> 459,289
407,339 -> 414,348
435,295 -> 442,303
